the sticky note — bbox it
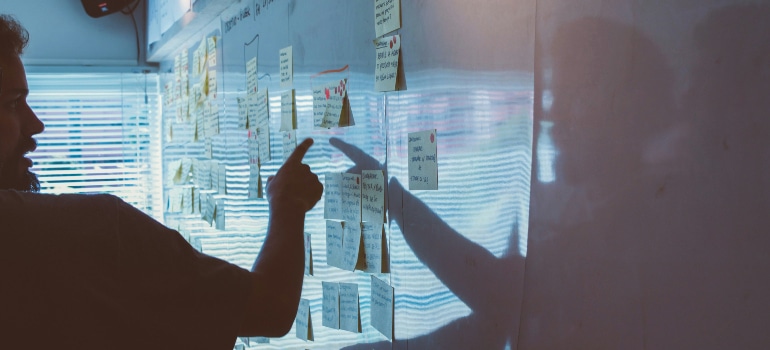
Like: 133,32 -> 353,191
248,128 -> 259,166
192,187 -> 201,214
254,89 -> 271,164
342,221 -> 365,271
324,173 -> 343,220
371,275 -> 394,339
282,130 -> 297,162
295,298 -> 314,341
236,96 -> 248,129
215,198 -> 226,231
322,282 -> 340,329
248,164 -> 261,199
362,170 -> 386,224
207,69 -> 217,99
280,89 -> 296,131
408,129 -> 438,190
374,0 -> 401,38
246,56 -> 258,94
207,36 -> 217,67
322,79 -> 347,128
326,220 -> 344,269
363,221 -> 388,273
374,34 -> 401,92
168,187 -> 183,212
312,85 -> 326,129
341,173 -> 362,223
280,46 -> 293,88
182,187 -> 193,214
339,282 -> 361,333
304,232 -> 313,276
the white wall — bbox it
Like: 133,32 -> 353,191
1,0 -> 148,66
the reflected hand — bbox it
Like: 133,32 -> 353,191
329,137 -> 385,176
266,138 -> 323,212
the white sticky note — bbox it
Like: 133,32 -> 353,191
295,298 -> 313,341
280,46 -> 293,88
207,36 -> 217,67
322,282 -> 340,329
342,221 -> 364,271
339,282 -> 361,333
312,85 -> 326,129
374,0 -> 401,38
341,173 -> 362,223
182,187 -> 193,214
304,232 -> 313,276
248,128 -> 259,166
326,220 -> 344,269
322,79 -> 347,128
215,198 -> 226,231
207,69 -> 217,99
375,35 -> 401,92
246,56 -> 258,94
255,89 -> 271,164
248,164 -> 261,199
324,173 -> 343,220
363,221 -> 387,273
210,161 -> 219,193
246,92 -> 258,130
282,130 -> 297,162
408,129 -> 438,190
280,89 -> 296,131
168,187 -> 183,212
362,170 -> 385,224
371,275 -> 394,339
236,96 -> 248,129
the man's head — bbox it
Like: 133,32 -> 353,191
0,14 -> 44,191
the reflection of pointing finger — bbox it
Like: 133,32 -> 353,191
330,137 -> 368,162
286,138 -> 314,165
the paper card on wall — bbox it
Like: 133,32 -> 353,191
192,47 -> 201,76
341,173 -> 362,223
215,198 -> 226,231
408,129 -> 438,190
342,221 -> 366,271
169,159 -> 183,185
363,221 -> 389,273
326,220 -> 344,269
280,89 -> 296,131
207,36 -> 217,67
312,85 -> 326,129
246,56 -> 258,94
204,137 -> 213,159
168,187 -> 183,212
210,161 -> 219,193
295,298 -> 314,341
201,191 -> 215,225
304,232 -> 313,276
255,89 -> 271,164
280,46 -> 293,88
322,282 -> 340,329
248,164 -> 262,199
322,79 -> 348,128
207,69 -> 217,99
180,158 -> 193,184
237,96 -> 248,129
324,173 -> 343,220
246,92 -> 258,129
362,170 -> 386,224
182,187 -> 193,214
374,0 -> 401,38
192,187 -> 201,214
374,35 -> 405,92
371,275 -> 394,340
339,282 -> 362,333
198,37 -> 208,74
248,128 -> 259,166
195,160 -> 211,189
282,130 -> 297,162
218,162 -> 227,195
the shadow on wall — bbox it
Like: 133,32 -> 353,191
523,4 -> 770,350
331,138 -> 526,350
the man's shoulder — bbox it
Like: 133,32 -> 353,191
0,190 -> 124,221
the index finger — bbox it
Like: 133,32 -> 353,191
285,138 -> 314,165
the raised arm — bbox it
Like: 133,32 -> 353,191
239,138 -> 323,336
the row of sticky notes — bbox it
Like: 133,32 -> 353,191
295,275 -> 394,341
374,0 -> 403,92
325,170 -> 386,223
323,220 -> 389,274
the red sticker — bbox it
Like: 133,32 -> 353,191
430,133 -> 435,143
325,88 -> 330,99
356,177 -> 360,184
390,41 -> 393,49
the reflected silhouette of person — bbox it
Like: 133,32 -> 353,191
331,138 -> 526,349
521,18 -> 683,349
